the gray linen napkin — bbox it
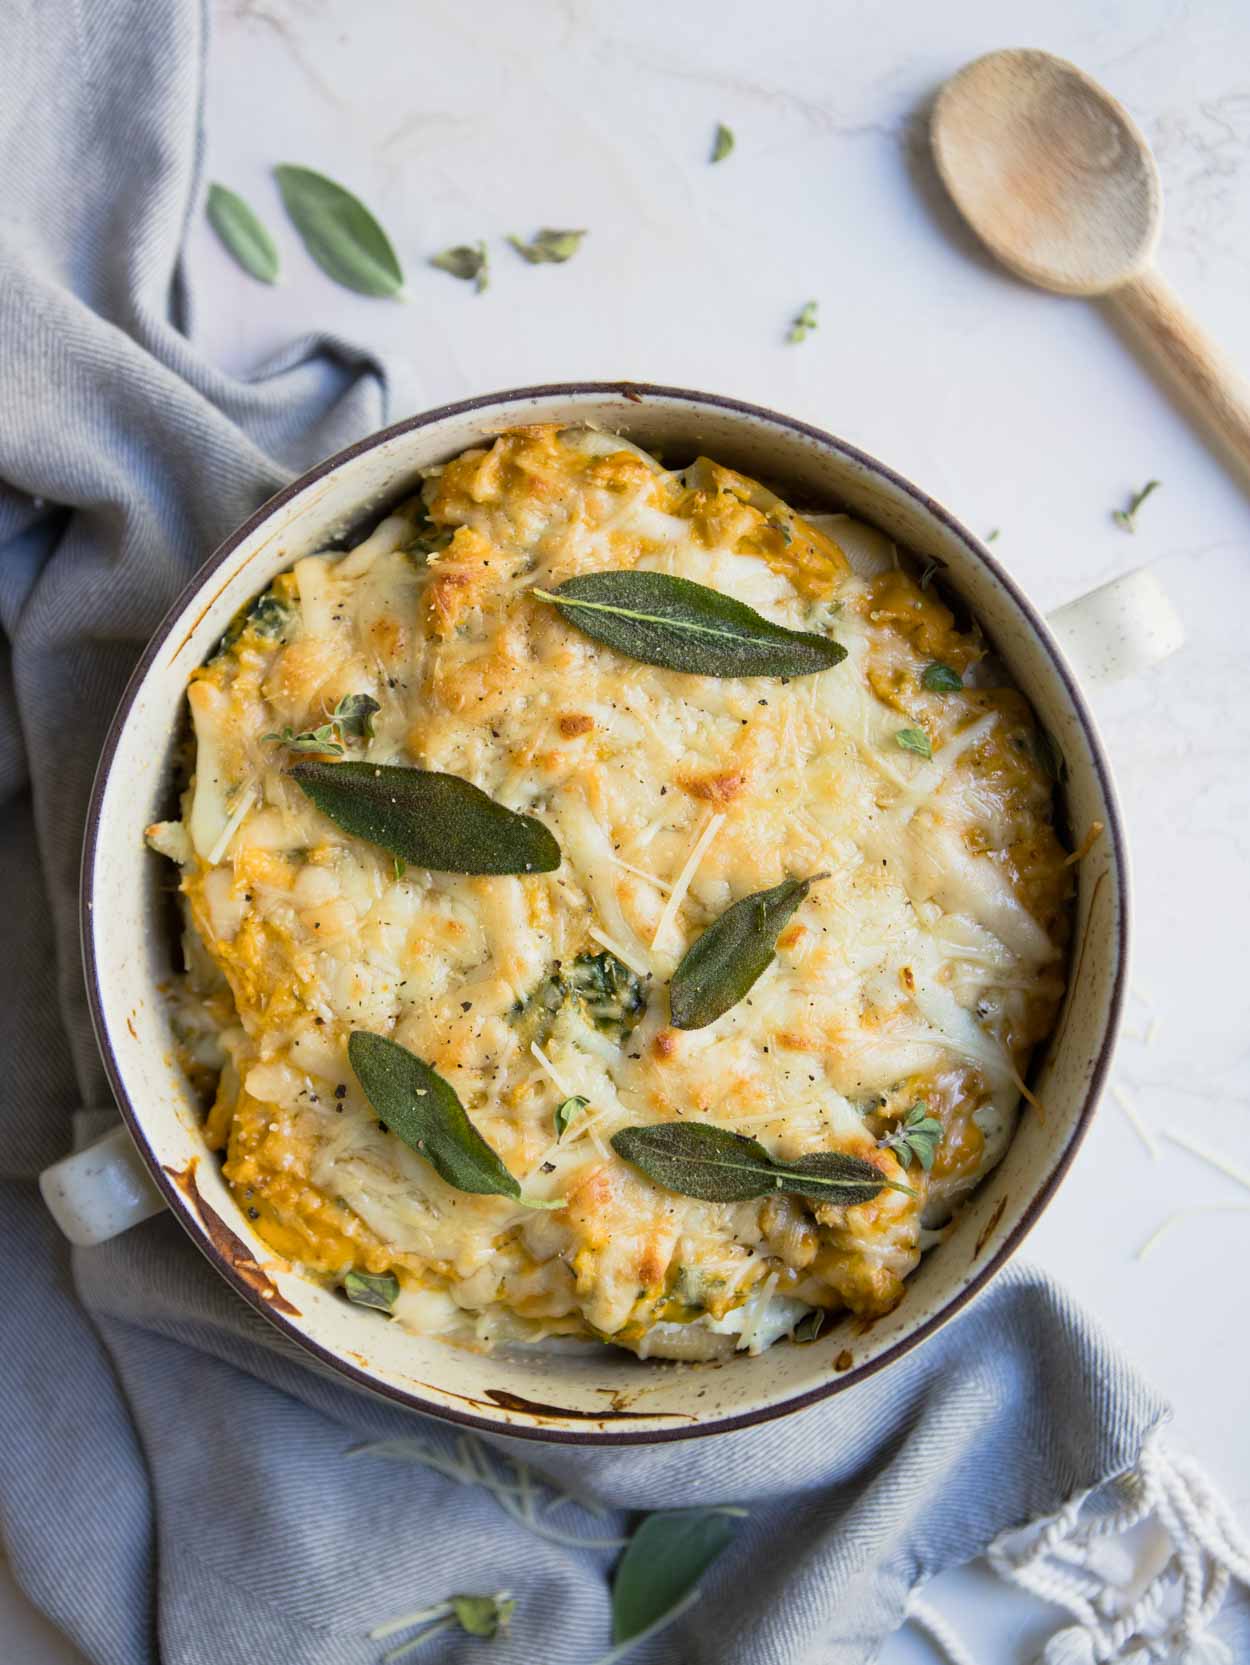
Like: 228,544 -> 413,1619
1,4 -> 1244,1664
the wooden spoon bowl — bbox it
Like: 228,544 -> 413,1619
932,49 -> 1250,476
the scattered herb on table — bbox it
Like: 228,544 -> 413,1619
289,760 -> 561,874
788,299 -> 818,343
985,527 -> 1001,543
352,1432 -> 629,1550
710,123 -> 735,163
430,241 -> 489,293
371,1591 -> 515,1659
274,163 -> 405,297
669,874 -> 826,1030
921,662 -> 963,692
206,183 -> 280,284
532,570 -> 846,678
1112,479 -> 1161,532
508,227 -> 587,264
611,1120 -> 913,1205
343,1269 -> 399,1312
554,1095 -> 588,1140
349,1030 -> 560,1209
894,727 -> 933,760
879,1102 -> 943,1171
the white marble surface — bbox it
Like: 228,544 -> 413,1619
9,0 -> 1250,1659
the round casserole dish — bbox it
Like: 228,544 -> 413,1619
80,383 -> 1127,1443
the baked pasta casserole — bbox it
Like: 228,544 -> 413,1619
148,426 -> 1071,1360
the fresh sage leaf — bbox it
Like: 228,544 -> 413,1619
349,1031 -> 558,1208
612,1509 -> 741,1645
921,662 -> 963,692
263,722 -> 344,755
1112,479 -> 1160,533
450,1594 -> 515,1639
879,1102 -> 943,1172
431,241 -> 489,293
206,183 -> 280,284
533,571 -> 846,678
332,692 -> 380,739
508,227 -> 586,264
611,1121 -> 913,1204
710,123 -> 735,163
343,1269 -> 399,1312
274,164 -> 405,297
788,299 -> 818,343
791,1308 -> 827,1344
289,761 -> 561,875
669,875 -> 822,1030
1028,726 -> 1068,784
554,1095 -> 588,1140
894,727 -> 932,760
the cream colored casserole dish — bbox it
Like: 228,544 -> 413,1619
64,386 -> 1143,1441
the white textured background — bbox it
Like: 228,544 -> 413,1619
8,1 -> 1250,1658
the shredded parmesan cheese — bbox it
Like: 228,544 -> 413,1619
650,812 -> 726,952
1160,1129 -> 1250,1194
205,780 -> 257,869
1136,1205 -> 1250,1262
1112,1084 -> 1160,1162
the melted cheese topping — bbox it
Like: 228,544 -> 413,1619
150,427 -> 1071,1357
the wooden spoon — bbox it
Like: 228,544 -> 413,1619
932,48 -> 1250,475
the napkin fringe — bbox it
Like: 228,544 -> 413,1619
908,1430 -> 1250,1664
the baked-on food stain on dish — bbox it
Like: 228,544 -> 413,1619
164,1159 -> 301,1316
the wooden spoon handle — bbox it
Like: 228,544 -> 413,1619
1111,268 -> 1250,475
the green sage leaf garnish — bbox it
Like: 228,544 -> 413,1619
1029,726 -> 1068,784
263,722 -> 344,755
611,1121 -> 913,1205
349,1031 -> 559,1208
274,164 -> 404,297
791,1308 -> 827,1344
710,123 -> 735,163
533,571 -> 846,678
669,875 -> 823,1030
788,299 -> 818,343
343,1269 -> 399,1312
921,662 -> 963,692
431,241 -> 489,293
894,727 -> 932,760
332,691 -> 380,739
289,761 -> 561,875
612,1509 -> 741,1646
1112,479 -> 1160,533
263,692 -> 378,754
555,1095 -> 588,1140
508,227 -> 587,265
206,183 -> 280,284
879,1102 -> 943,1172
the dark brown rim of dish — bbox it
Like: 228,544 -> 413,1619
81,381 -> 1128,1445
